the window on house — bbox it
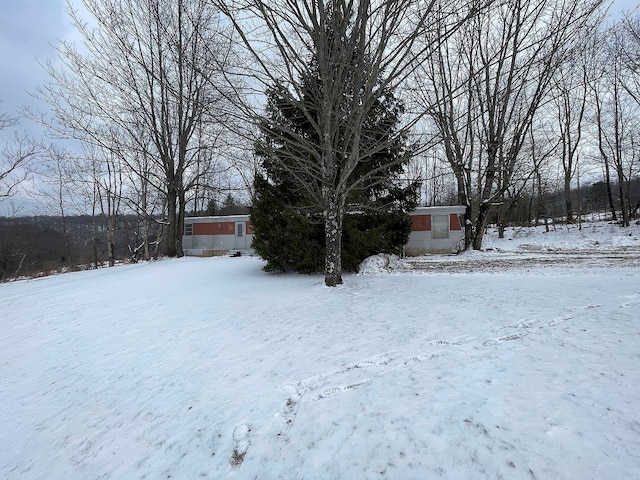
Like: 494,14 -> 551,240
185,223 -> 193,236
237,223 -> 244,237
431,215 -> 449,239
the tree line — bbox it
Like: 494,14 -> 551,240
0,0 -> 638,286
0,192 -> 248,282
0,214 -> 163,281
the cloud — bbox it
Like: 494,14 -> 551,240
0,1 -> 68,118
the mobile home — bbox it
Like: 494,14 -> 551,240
183,215 -> 253,256
406,206 -> 466,255
182,206 -> 466,256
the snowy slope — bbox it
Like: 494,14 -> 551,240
2,222 -> 640,479
482,220 -> 640,252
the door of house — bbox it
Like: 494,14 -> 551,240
234,222 -> 246,249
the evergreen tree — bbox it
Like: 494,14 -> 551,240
250,56 -> 418,273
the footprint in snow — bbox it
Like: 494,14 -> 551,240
403,356 -> 422,366
450,335 -> 476,345
401,351 -> 450,367
229,422 -> 251,467
354,352 -> 397,367
278,388 -> 301,429
500,334 -> 523,342
314,381 -> 369,401
548,315 -> 573,326
482,334 -> 523,346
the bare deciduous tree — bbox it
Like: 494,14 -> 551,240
217,0 -> 481,286
590,21 -> 640,227
621,12 -> 640,105
31,144 -> 76,266
550,62 -> 588,224
416,0 -> 605,249
1,111 -> 36,200
32,0 -> 235,257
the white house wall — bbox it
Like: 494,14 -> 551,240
182,207 -> 466,256
405,230 -> 464,255
183,215 -> 253,256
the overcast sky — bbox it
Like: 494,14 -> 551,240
0,0 -> 635,215
0,0 -> 636,138
0,1 -> 71,127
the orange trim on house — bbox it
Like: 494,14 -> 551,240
449,213 -> 462,231
193,221 -> 236,235
410,215 -> 431,232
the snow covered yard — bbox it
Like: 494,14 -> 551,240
2,222 -> 640,479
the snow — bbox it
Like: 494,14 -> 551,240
358,254 -> 409,275
2,220 -> 640,479
482,220 -> 640,252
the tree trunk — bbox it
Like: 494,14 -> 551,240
535,168 -> 544,228
613,80 -> 629,227
497,200 -> 506,238
90,208 -> 99,269
139,176 -> 151,261
323,198 -> 344,287
142,216 -> 150,261
176,187 -> 186,257
455,173 -> 473,250
564,174 -> 573,223
604,160 -> 617,221
166,186 -> 178,257
473,201 -> 490,250
473,152 -> 497,250
463,208 -> 473,250
617,166 -> 629,227
92,236 -> 99,268
107,237 -> 115,267
594,87 -> 617,222
61,215 -> 73,268
107,218 -> 116,267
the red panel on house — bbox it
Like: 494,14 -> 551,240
193,222 -> 236,235
449,213 -> 462,231
410,215 -> 431,232
246,221 -> 253,235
